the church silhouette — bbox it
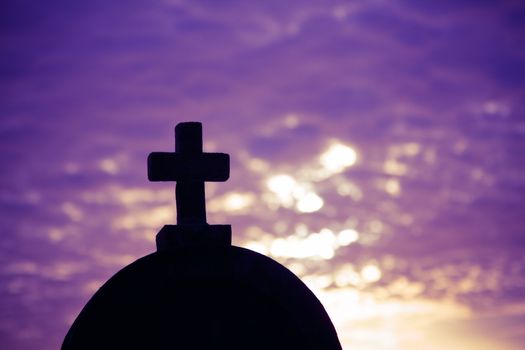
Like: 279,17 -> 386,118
62,122 -> 342,349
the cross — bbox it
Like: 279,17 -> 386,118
148,122 -> 231,250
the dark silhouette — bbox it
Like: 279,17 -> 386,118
62,122 -> 342,349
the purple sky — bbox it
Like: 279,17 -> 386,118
2,1 -> 525,349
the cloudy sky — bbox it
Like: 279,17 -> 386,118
1,0 -> 525,349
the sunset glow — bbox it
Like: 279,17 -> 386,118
2,1 -> 525,349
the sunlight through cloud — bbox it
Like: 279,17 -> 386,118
317,287 -> 481,350
320,142 -> 358,175
296,192 -> 324,213
361,264 -> 382,283
266,174 -> 324,213
337,229 -> 359,246
208,192 -> 255,213
270,229 -> 336,260
266,174 -> 297,208
384,178 -> 401,196
266,227 -> 360,260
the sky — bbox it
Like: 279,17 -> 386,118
1,0 -> 525,349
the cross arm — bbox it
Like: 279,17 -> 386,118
147,152 -> 230,182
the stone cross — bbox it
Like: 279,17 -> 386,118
147,122 -> 231,249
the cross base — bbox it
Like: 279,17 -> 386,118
156,224 -> 232,252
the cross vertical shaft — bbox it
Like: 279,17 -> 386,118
175,123 -> 206,225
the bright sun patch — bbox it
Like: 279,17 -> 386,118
320,143 -> 358,174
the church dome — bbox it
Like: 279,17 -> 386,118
62,246 -> 341,349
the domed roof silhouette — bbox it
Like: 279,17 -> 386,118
62,122 -> 342,350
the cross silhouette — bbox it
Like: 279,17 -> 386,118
148,122 -> 231,250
